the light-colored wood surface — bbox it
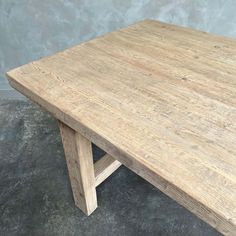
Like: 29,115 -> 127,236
59,121 -> 97,215
94,154 -> 121,187
7,20 -> 236,235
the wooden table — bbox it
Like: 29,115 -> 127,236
7,20 -> 236,235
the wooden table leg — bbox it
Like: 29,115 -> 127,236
59,121 -> 97,215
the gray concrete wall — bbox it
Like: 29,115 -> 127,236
1,0 -> 236,98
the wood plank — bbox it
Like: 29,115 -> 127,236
94,154 -> 121,187
6,20 -> 236,235
59,121 -> 97,215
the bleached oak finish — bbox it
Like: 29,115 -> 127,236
59,121 -> 119,214
59,122 -> 97,215
94,154 -> 121,187
7,20 -> 236,235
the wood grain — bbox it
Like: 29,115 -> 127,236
7,20 -> 236,235
94,154 -> 121,187
59,121 -> 97,215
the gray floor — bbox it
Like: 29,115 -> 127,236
0,99 -> 221,236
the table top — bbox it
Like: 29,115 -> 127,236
7,20 -> 236,234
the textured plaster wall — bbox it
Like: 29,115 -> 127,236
1,0 -> 236,98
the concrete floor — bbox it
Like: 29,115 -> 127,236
0,99 -> 221,236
